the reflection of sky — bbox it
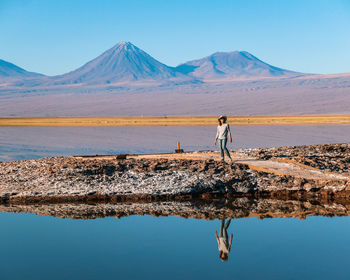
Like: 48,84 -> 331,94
0,0 -> 350,75
1,212 -> 350,280
1,125 -> 350,161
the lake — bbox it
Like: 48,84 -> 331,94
1,125 -> 350,279
1,206 -> 350,280
1,125 -> 350,161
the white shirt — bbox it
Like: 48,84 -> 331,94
216,237 -> 232,254
216,123 -> 231,140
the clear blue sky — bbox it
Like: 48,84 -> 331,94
1,0 -> 349,76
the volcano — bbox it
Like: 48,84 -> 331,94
176,51 -> 301,80
52,42 -> 189,85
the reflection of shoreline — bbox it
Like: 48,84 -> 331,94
2,198 -> 350,220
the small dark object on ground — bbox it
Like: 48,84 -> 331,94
175,141 -> 184,153
116,154 -> 127,160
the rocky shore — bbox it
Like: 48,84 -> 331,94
0,143 -> 350,204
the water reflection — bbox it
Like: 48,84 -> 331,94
216,218 -> 233,261
2,199 -> 350,279
1,197 -> 350,220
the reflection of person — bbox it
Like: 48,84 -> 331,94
214,115 -> 233,163
215,218 -> 233,261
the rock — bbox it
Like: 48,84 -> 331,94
1,143 -> 350,203
303,183 -> 313,191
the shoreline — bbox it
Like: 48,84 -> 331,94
1,114 -> 350,126
1,143 -> 350,204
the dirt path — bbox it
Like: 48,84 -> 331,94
235,157 -> 349,180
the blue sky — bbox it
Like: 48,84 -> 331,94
0,0 -> 349,76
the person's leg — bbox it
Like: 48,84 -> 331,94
223,138 -> 232,161
219,139 -> 225,160
220,219 -> 225,236
223,218 -> 231,241
224,218 -> 231,230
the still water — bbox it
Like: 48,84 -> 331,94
1,125 -> 350,161
2,125 -> 350,279
1,212 -> 350,280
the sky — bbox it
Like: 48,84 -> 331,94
0,0 -> 349,76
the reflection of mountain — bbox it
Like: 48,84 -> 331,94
1,198 -> 350,220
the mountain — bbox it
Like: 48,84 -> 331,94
176,51 -> 301,80
1,42 -> 349,116
1,44 -> 305,87
52,42 -> 190,85
0,59 -> 43,79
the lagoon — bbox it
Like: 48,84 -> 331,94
1,209 -> 350,280
1,125 -> 350,279
1,125 -> 350,161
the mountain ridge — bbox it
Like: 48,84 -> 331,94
1,42 -> 310,87
0,59 -> 44,79
176,51 -> 302,80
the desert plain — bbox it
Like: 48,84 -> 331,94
1,114 -> 350,126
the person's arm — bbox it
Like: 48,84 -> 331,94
228,233 -> 233,251
214,127 -> 219,145
215,231 -> 219,244
228,124 -> 232,143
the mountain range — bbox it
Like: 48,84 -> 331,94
0,42 -> 304,87
176,51 -> 300,80
0,59 -> 42,80
1,41 -> 349,117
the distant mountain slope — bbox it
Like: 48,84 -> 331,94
176,51 -> 302,80
1,72 -> 350,116
0,59 -> 43,79
52,42 -> 190,85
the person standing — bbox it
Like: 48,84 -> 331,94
214,115 -> 233,163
